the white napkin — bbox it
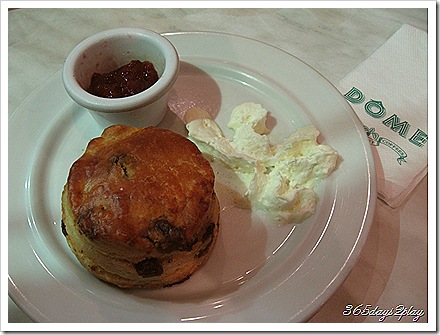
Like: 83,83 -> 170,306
337,24 -> 428,208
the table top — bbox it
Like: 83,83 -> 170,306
7,7 -> 430,327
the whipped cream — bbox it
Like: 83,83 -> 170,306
186,102 -> 338,223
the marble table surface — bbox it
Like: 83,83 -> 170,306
6,7 -> 430,327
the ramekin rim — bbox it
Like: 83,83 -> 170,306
62,27 -> 179,113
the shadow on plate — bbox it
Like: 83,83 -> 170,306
308,200 -> 401,322
167,61 -> 222,121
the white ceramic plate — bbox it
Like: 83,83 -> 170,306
8,32 -> 376,323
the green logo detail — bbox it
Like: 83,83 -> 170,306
409,129 -> 428,147
365,99 -> 386,119
364,126 -> 407,165
382,114 -> 410,138
343,87 -> 365,104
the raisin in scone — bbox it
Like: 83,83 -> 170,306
61,125 -> 219,288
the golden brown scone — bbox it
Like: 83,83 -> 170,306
61,125 -> 219,288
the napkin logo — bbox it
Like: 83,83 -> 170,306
343,87 -> 428,164
344,87 -> 365,104
364,126 -> 407,165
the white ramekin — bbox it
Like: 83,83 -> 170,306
62,28 -> 179,128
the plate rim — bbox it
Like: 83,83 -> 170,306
8,31 -> 377,324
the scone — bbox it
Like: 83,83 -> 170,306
61,125 -> 219,288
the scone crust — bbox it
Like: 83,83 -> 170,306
67,125 -> 215,252
62,185 -> 219,288
62,125 -> 219,288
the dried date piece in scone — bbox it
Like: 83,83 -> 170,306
61,125 -> 219,288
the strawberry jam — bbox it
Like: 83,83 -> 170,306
87,60 -> 159,98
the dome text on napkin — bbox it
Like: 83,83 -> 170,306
337,24 -> 428,208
